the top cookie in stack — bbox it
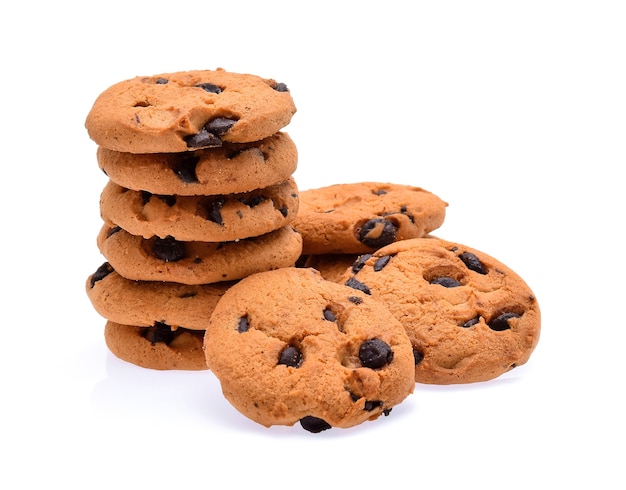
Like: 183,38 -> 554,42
85,68 -> 302,370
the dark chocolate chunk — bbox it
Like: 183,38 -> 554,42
358,218 -> 398,249
430,276 -> 462,288
459,251 -> 488,275
195,82 -> 222,94
488,312 -> 520,331
323,308 -> 336,322
345,277 -> 371,295
107,226 -> 122,238
239,195 -> 266,208
142,322 -> 176,345
185,128 -> 222,149
174,156 -> 200,183
273,82 -> 289,92
152,236 -> 186,262
278,345 -> 303,368
203,197 -> 226,225
413,348 -> 424,366
90,262 -> 114,288
363,400 -> 383,411
299,416 -> 331,433
237,316 -> 250,333
278,205 -> 288,217
461,316 -> 481,328
155,78 -> 168,84
205,117 -> 237,136
359,338 -> 394,369
373,255 -> 391,272
351,254 -> 372,274
348,296 -> 363,304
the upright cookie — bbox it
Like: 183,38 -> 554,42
105,321 -> 207,371
97,223 -> 303,285
99,177 -> 299,241
342,238 -> 541,384
293,182 -> 448,255
86,69 -> 296,153
204,267 -> 415,431
86,262 -> 235,330
97,132 -> 297,196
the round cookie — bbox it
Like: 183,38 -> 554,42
99,177 -> 299,242
85,68 -> 297,153
204,267 -> 415,431
293,182 -> 448,255
97,223 -> 303,285
341,237 -> 541,384
97,132 -> 298,196
86,262 -> 235,330
104,321 -> 207,371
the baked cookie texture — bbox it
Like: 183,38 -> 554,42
96,132 -> 297,196
99,177 -> 299,241
204,267 -> 415,431
341,237 -> 541,384
86,68 -> 302,371
293,182 -> 448,254
85,69 -> 297,153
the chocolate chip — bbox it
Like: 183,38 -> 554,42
459,252 -> 487,275
155,78 -> 168,84
461,316 -> 481,328
178,291 -> 198,299
90,262 -> 113,287
358,218 -> 398,249
237,316 -> 250,333
152,236 -> 186,262
107,226 -> 122,238
195,82 -> 222,94
174,156 -> 200,183
278,345 -> 302,368
278,205 -> 288,217
413,348 -> 424,366
345,277 -> 371,295
142,322 -> 176,345
323,308 -> 336,322
430,276 -> 462,288
203,197 -> 226,225
348,296 -> 363,304
373,255 -> 391,272
351,254 -> 372,274
359,338 -> 393,369
205,117 -> 237,136
299,416 -> 331,433
488,312 -> 520,331
273,82 -> 289,92
185,129 -> 222,149
363,400 -> 383,411
142,191 -> 176,207
239,195 -> 266,208
374,189 -> 388,196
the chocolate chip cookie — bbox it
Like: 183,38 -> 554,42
204,267 -> 415,431
342,237 -> 541,384
86,68 -> 296,153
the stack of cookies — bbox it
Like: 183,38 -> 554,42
85,69 -> 301,370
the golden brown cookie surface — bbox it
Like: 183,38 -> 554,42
204,267 -> 415,432
96,223 -> 303,285
86,262 -> 234,330
86,69 -> 296,153
97,132 -> 297,196
341,237 -> 540,384
293,182 -> 447,254
99,177 -> 299,242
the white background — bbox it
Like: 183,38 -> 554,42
2,1 -> 624,488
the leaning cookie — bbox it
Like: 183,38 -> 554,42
97,132 -> 297,196
86,68 -> 296,153
341,237 -> 541,384
97,223 -> 303,285
204,267 -> 415,432
99,177 -> 299,242
104,321 -> 207,370
86,262 -> 235,330
293,182 -> 448,255
297,253 -> 359,283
